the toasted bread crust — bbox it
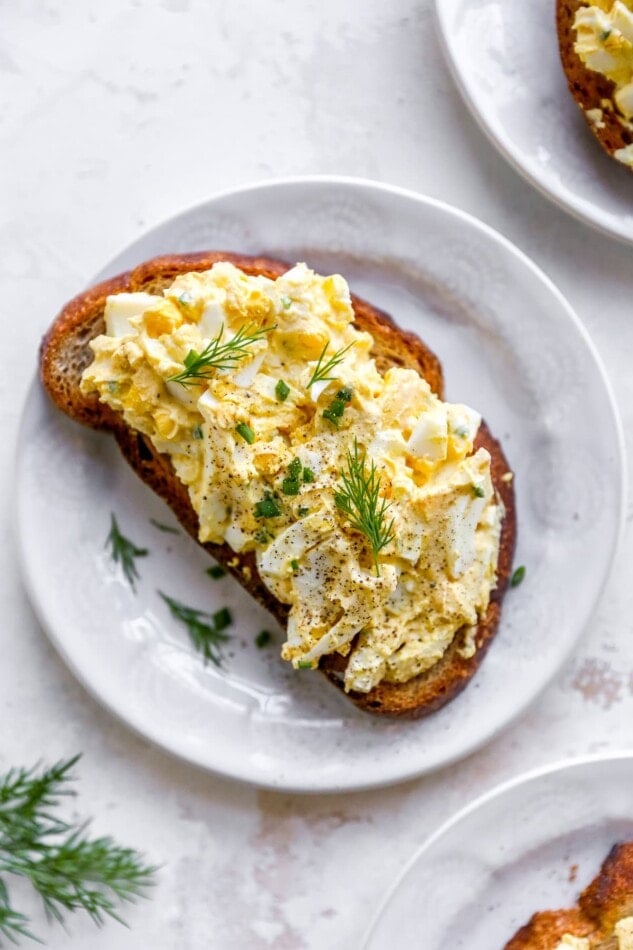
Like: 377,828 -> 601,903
40,251 -> 515,718
504,842 -> 633,948
581,843 -> 633,933
557,0 -> 633,166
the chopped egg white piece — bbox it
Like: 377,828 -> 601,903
554,937 -> 590,950
616,917 -> 633,949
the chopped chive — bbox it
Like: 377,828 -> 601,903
282,478 -> 300,496
280,295 -> 292,310
107,380 -> 118,394
213,607 -> 232,631
297,506 -> 310,517
302,467 -> 315,483
183,348 -> 199,370
510,565 -> 526,588
288,458 -> 302,480
206,565 -> 226,579
323,393 -> 348,427
290,559 -> 300,572
454,425 -> 468,438
600,28 -> 611,40
192,424 -> 204,440
337,386 -> 353,402
330,398 -> 347,417
297,659 -> 313,669
254,493 -> 281,519
472,484 -> 485,498
236,422 -> 255,444
275,379 -> 290,402
255,630 -> 272,648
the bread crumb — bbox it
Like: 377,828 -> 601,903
585,108 -> 605,130
569,863 -> 578,882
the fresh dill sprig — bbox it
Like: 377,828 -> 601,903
169,322 -> 274,386
105,514 -> 148,592
334,438 -> 395,577
0,756 -> 156,945
306,341 -> 355,389
159,592 -> 232,666
0,887 -> 36,946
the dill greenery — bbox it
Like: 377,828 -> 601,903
105,514 -> 148,592
306,341 -> 355,389
158,592 -> 232,666
0,755 -> 156,945
334,438 -> 395,577
169,323 -> 274,386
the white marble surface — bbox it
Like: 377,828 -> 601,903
2,1 -> 633,948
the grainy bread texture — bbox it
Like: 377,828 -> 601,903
505,843 -> 633,948
40,251 -> 516,718
557,0 -> 633,166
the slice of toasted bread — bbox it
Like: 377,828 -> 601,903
505,909 -> 596,950
557,0 -> 633,168
504,842 -> 633,948
40,251 -> 515,718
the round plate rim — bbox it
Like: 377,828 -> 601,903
16,175 -> 627,792
361,751 -> 633,946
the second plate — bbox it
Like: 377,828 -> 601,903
435,0 -> 633,243
364,754 -> 633,947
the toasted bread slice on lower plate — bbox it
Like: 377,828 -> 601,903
505,842 -> 633,948
40,251 -> 516,718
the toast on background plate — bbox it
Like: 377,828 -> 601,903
505,843 -> 633,948
557,0 -> 633,170
40,251 -> 516,718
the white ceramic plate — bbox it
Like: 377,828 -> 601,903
16,177 -> 624,792
364,754 -> 633,947
435,0 -> 633,244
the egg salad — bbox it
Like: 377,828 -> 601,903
556,917 -> 633,949
81,262 -> 503,693
554,937 -> 590,950
574,0 -> 633,165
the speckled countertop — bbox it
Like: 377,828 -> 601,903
2,2 -> 633,948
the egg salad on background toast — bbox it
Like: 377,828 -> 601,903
557,0 -> 633,168
40,252 -> 516,718
505,843 -> 633,949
